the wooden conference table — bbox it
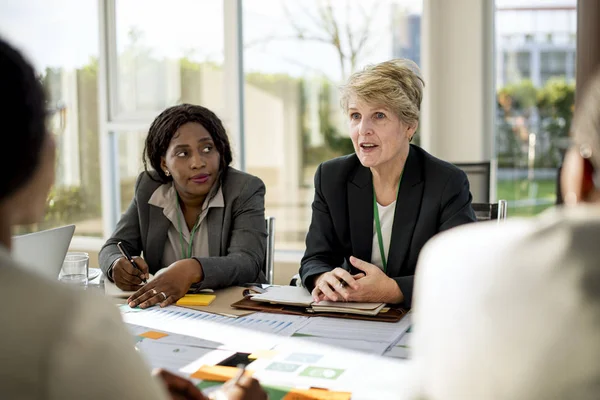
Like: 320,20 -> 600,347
86,274 -> 415,400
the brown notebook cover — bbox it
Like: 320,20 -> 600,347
230,296 -> 408,323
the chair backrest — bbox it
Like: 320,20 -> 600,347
264,216 -> 276,284
471,200 -> 508,223
556,164 -> 563,205
453,162 -> 491,203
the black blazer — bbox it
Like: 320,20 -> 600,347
300,145 -> 476,307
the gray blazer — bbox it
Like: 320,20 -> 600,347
99,167 -> 268,289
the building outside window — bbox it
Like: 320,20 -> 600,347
242,0 -> 422,250
0,0 -> 575,254
495,0 -> 576,216
0,0 -> 103,237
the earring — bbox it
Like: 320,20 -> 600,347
164,170 -> 170,176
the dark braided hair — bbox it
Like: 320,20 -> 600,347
143,104 -> 232,183
0,37 -> 47,201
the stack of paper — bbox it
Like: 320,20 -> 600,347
104,274 -> 155,298
310,301 -> 385,316
249,286 -> 385,316
250,286 -> 313,307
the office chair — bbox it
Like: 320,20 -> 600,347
264,216 -> 276,284
453,162 -> 491,203
471,200 -> 508,223
556,164 -> 563,205
289,198 -> 508,287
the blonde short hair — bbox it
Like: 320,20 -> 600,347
340,59 -> 424,126
572,69 -> 600,168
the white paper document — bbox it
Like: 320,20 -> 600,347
124,323 -> 235,371
126,323 -> 222,349
383,344 -> 411,359
383,313 -> 413,359
384,330 -> 412,358
105,274 -> 155,298
121,306 -> 307,335
250,286 -> 385,315
120,305 -> 310,353
311,301 -> 385,316
292,315 -> 410,344
106,268 -> 178,297
250,286 -> 313,306
136,341 -> 217,371
291,336 -> 391,355
246,339 -> 414,399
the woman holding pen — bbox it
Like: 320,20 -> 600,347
0,36 -> 265,400
300,59 -> 476,308
99,104 -> 267,309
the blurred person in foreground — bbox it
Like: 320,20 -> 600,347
0,36 -> 265,400
410,69 -> 600,399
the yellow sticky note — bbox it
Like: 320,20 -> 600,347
176,294 -> 216,306
190,365 -> 253,382
248,350 -> 279,360
139,331 -> 168,340
284,388 -> 352,400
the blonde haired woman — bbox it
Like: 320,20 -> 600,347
300,59 -> 476,308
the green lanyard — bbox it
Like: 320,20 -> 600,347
373,172 -> 403,273
176,196 -> 200,259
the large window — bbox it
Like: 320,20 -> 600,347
495,1 -> 576,216
243,0 -> 422,250
117,130 -> 147,210
112,0 -> 225,120
0,0 -> 103,237
108,0 -> 228,217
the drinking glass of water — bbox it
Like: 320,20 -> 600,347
60,252 -> 89,286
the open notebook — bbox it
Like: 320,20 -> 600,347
249,286 -> 386,316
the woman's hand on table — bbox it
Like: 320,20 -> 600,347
344,256 -> 404,303
311,267 -> 365,302
127,259 -> 203,309
312,257 -> 403,304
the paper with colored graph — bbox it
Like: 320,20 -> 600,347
383,313 -> 413,359
242,339 -> 415,399
120,305 -> 310,353
127,323 -> 234,371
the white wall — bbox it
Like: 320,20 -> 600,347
420,0 -> 495,164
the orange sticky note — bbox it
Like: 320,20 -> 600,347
284,388 -> 351,400
191,365 -> 253,382
139,331 -> 168,340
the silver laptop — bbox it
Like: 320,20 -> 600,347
12,225 -> 76,280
